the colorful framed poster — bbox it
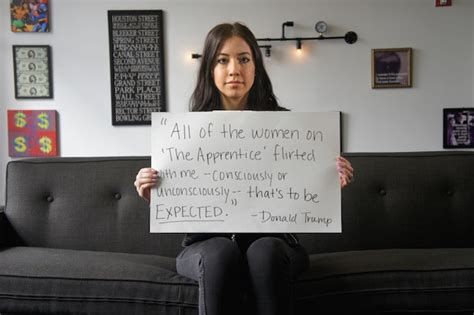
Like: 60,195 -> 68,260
372,47 -> 412,88
108,10 -> 166,126
443,108 -> 474,149
8,110 -> 58,157
10,0 -> 49,32
13,45 -> 53,99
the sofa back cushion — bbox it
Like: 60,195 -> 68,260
299,152 -> 474,254
5,157 -> 183,257
6,152 -> 474,257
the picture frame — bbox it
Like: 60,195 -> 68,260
13,45 -> 53,99
108,10 -> 166,126
443,108 -> 474,149
8,109 -> 59,157
372,47 -> 412,89
10,0 -> 50,32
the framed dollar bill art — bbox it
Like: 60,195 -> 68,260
13,45 -> 53,99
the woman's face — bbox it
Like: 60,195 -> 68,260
212,36 -> 255,110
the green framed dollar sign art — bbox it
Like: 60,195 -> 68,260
13,45 -> 53,99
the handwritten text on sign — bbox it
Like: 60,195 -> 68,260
150,112 -> 341,233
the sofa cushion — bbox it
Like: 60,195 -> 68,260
295,248 -> 474,312
0,208 -> 6,247
0,246 -> 198,314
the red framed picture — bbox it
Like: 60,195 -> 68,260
8,110 -> 58,157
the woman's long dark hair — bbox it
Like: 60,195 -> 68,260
190,22 -> 281,112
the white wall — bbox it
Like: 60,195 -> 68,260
1,0 -> 473,205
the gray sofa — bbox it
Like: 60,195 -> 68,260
1,152 -> 474,314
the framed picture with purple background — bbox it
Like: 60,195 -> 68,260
443,108 -> 474,149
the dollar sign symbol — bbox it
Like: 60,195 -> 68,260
15,112 -> 27,128
14,136 -> 27,153
39,136 -> 53,154
37,112 -> 49,129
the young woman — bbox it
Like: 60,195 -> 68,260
134,22 -> 354,315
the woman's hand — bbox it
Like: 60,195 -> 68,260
336,156 -> 354,188
134,168 -> 158,202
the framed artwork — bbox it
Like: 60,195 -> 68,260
13,45 -> 53,99
443,108 -> 474,149
108,10 -> 166,126
10,0 -> 49,32
372,47 -> 412,88
8,110 -> 58,157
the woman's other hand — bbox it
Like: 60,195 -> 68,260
336,156 -> 354,188
134,168 -> 158,202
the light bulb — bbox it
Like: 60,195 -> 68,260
296,40 -> 302,55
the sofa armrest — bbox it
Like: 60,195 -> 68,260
0,205 -> 6,246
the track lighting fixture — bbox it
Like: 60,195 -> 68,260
259,45 -> 272,57
281,21 -> 294,39
190,21 -> 358,60
296,40 -> 302,54
256,21 -> 358,57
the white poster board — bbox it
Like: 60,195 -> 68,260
150,111 -> 341,233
